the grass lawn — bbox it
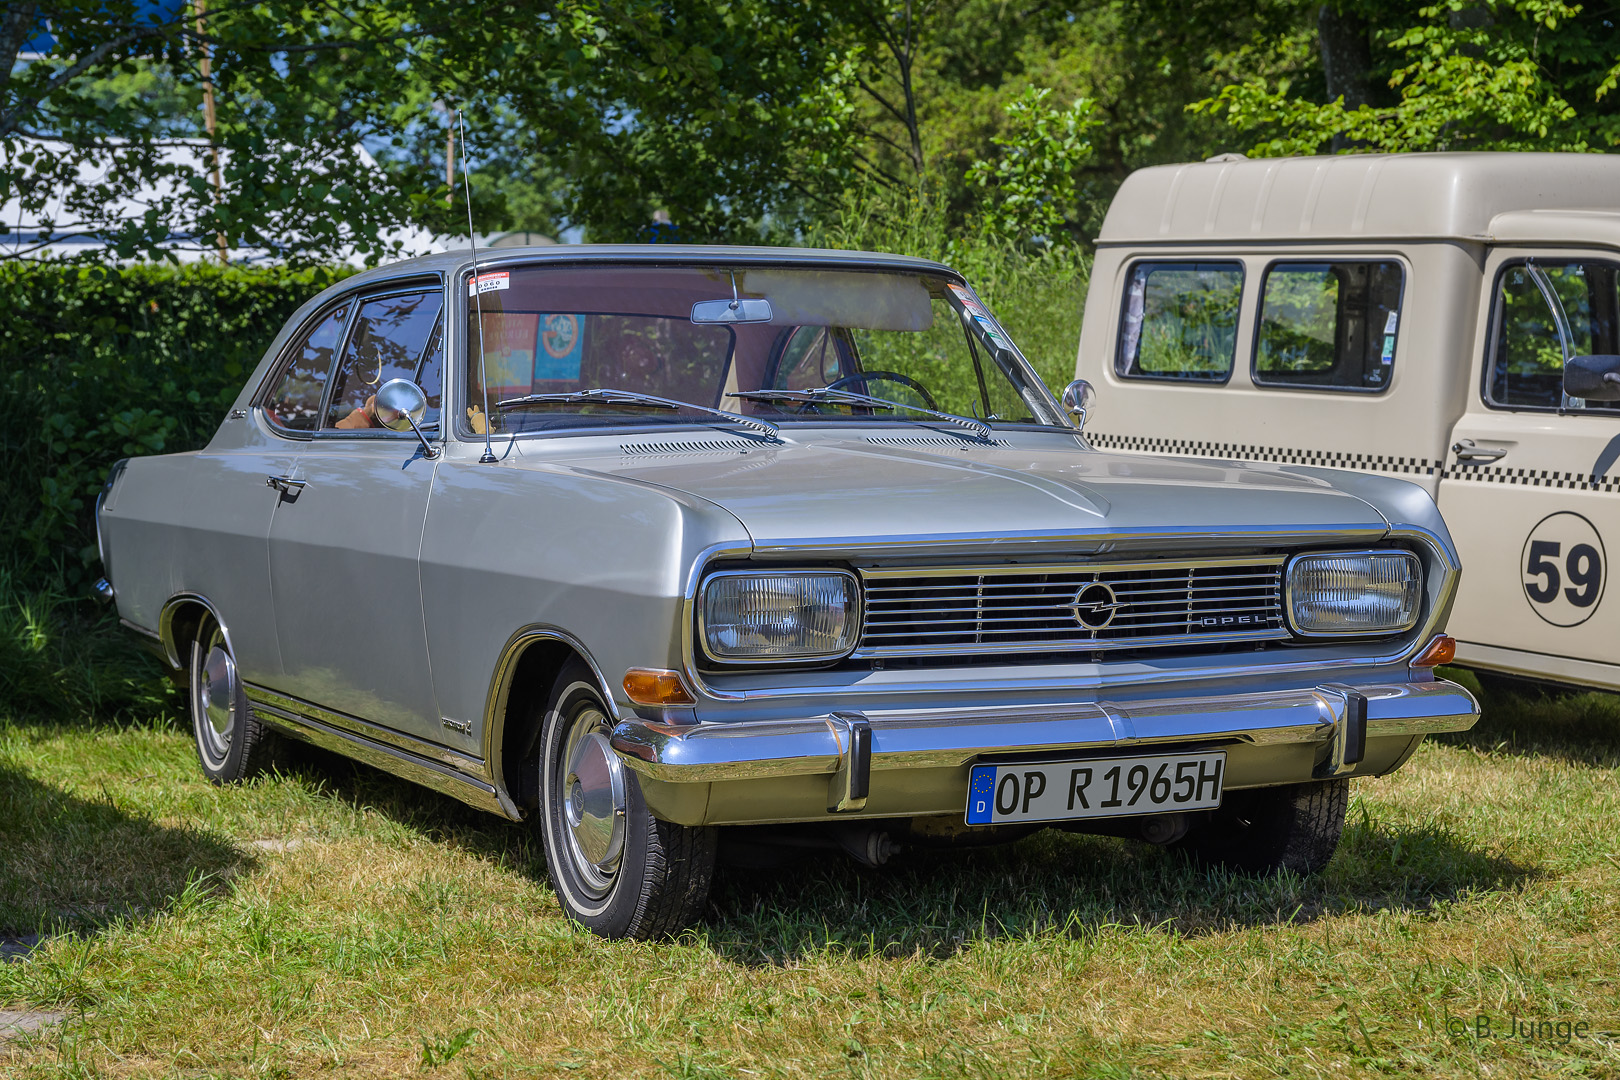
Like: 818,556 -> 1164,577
1,668 -> 1616,1078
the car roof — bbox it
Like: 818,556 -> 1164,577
335,243 -> 960,294
1099,152 -> 1620,245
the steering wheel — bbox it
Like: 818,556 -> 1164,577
824,371 -> 939,411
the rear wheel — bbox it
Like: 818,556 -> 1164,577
1173,778 -> 1348,875
188,617 -> 278,784
535,661 -> 716,939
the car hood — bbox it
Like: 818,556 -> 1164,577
545,432 -> 1395,556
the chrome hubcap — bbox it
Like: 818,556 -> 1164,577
197,643 -> 236,764
561,717 -> 627,894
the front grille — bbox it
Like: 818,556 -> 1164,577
856,558 -> 1289,658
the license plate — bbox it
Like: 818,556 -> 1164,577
965,751 -> 1225,825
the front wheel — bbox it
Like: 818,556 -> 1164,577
1173,778 -> 1348,875
534,661 -> 716,939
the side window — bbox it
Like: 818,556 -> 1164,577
1253,261 -> 1403,391
771,326 -> 851,391
262,303 -> 349,432
326,290 -> 445,431
1116,262 -> 1243,382
1489,260 -> 1620,410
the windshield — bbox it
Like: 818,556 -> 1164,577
461,264 -> 1063,435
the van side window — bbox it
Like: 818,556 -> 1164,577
1489,260 -> 1620,411
1116,262 -> 1243,382
1253,262 -> 1403,392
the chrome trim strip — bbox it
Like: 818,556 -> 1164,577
119,618 -> 161,642
747,523 -> 1390,558
858,555 -> 1286,578
479,624 -> 619,819
158,592 -> 233,671
850,628 -> 1289,659
680,540 -> 759,702
248,691 -> 508,818
246,683 -> 490,778
610,679 -> 1477,784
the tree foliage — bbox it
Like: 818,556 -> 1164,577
1194,0 -> 1620,154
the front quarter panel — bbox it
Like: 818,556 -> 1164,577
418,451 -> 751,740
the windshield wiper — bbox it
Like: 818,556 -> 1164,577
728,388 -> 994,441
496,388 -> 782,441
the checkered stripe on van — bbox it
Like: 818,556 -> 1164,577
1086,431 -> 1441,477
1439,464 -> 1620,491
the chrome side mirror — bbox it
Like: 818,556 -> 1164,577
1061,379 -> 1094,429
374,378 -> 438,459
1563,354 -> 1620,400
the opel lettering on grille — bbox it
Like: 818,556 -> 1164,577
1196,614 -> 1262,627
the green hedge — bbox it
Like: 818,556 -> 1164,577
0,262 -> 355,589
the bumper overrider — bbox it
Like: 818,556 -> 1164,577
609,679 -> 1478,827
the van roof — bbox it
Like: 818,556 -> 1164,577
1098,152 -> 1620,245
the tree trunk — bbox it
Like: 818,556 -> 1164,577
1317,4 -> 1373,151
0,4 -> 41,94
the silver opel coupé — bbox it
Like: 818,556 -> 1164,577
96,246 -> 1479,939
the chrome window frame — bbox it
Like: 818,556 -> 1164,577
448,260 -> 1070,443
255,271 -> 447,442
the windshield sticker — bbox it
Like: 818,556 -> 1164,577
950,283 -> 990,316
469,271 -> 511,296
1381,335 -> 1395,363
1384,310 -> 1399,335
534,313 -> 584,381
975,315 -> 1011,351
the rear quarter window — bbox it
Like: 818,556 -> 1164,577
1115,261 -> 1243,383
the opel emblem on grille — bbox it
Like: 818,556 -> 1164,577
1068,581 -> 1126,630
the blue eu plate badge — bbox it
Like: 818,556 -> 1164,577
966,764 -> 997,824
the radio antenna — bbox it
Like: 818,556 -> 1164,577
458,108 -> 497,463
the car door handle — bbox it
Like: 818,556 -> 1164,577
266,475 -> 308,494
1451,440 -> 1508,463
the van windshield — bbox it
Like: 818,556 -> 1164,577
461,264 -> 1063,435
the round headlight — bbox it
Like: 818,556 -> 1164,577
700,571 -> 862,662
1286,550 -> 1422,636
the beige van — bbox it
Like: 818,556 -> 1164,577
1075,152 -> 1620,691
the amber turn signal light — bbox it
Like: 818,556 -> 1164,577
1411,634 -> 1456,668
623,668 -> 696,706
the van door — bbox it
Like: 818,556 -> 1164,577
1438,251 -> 1620,687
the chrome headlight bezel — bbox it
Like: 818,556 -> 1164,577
698,569 -> 864,665
1285,549 -> 1423,637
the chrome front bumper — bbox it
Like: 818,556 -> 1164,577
610,679 -> 1478,826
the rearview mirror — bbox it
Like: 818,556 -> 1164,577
374,378 -> 438,459
1563,354 -> 1620,400
691,298 -> 774,324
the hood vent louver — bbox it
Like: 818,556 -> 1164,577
863,434 -> 1006,449
621,438 -> 755,457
